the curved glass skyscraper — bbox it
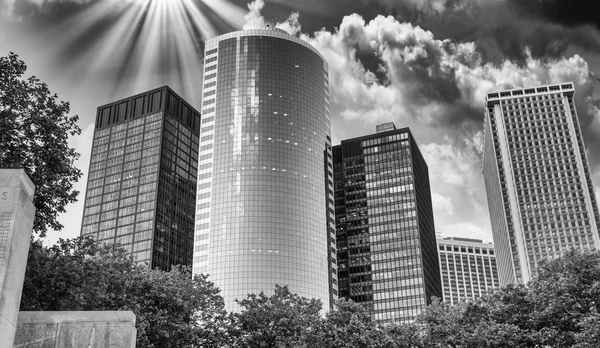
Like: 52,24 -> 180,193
194,29 -> 336,310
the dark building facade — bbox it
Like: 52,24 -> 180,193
333,123 -> 441,323
81,86 -> 201,270
194,28 -> 336,311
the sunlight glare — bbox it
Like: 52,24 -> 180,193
33,0 -> 244,98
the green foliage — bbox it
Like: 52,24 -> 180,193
232,290 -> 420,348
0,52 -> 82,236
232,284 -> 323,347
417,249 -> 600,348
20,238 -> 600,347
317,299 -> 409,348
20,237 -> 229,348
528,250 -> 600,347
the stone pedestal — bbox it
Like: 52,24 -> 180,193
14,311 -> 137,348
0,169 -> 35,348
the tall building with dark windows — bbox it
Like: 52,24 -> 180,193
81,86 -> 201,270
437,237 -> 498,305
483,82 -> 600,286
333,123 -> 441,323
194,28 -> 336,311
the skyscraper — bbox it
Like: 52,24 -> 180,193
81,86 -> 201,270
194,28 -> 336,310
437,237 -> 498,305
333,123 -> 441,323
483,82 -> 600,286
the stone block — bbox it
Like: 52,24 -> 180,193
14,311 -> 137,348
0,169 -> 35,348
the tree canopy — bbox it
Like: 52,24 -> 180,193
418,249 -> 600,348
0,52 -> 82,236
20,236 -> 600,347
20,237 -> 230,348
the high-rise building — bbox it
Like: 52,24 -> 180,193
437,237 -> 498,305
81,86 -> 201,270
194,28 -> 336,311
333,123 -> 441,323
483,82 -> 600,286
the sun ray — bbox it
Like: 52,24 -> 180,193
198,0 -> 247,32
25,0 -> 244,99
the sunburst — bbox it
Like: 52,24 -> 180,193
28,0 -> 248,98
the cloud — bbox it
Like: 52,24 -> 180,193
432,193 -> 455,216
421,142 -> 476,187
373,0 -> 600,65
508,0 -> 600,29
305,14 -> 600,167
242,0 -> 302,36
0,0 -> 13,16
6,0 -> 98,22
275,12 -> 301,36
242,0 -> 266,29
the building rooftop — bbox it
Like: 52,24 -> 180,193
486,82 -> 574,102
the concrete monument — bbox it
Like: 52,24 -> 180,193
0,169 -> 35,348
14,311 -> 137,348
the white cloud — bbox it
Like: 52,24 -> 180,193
432,193 -> 455,216
421,141 -> 476,187
242,0 -> 266,30
242,0 -> 301,36
275,12 -> 301,36
0,0 -> 13,17
304,14 -> 597,133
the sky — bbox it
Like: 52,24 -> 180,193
1,0 -> 600,245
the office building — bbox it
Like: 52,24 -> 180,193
194,28 -> 336,311
81,86 -> 201,270
483,82 -> 600,286
333,123 -> 441,323
437,237 -> 498,305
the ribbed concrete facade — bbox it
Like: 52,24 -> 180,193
482,82 -> 600,285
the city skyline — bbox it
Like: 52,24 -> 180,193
1,0 -> 600,247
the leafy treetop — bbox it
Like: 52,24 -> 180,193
0,52 -> 82,236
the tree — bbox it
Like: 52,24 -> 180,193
574,308 -> 600,348
0,52 -> 82,236
527,250 -> 600,347
418,295 -> 536,348
317,299 -> 406,348
232,291 -> 423,348
416,250 -> 600,348
20,237 -> 230,348
232,285 -> 323,347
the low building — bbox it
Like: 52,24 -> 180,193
437,237 -> 499,304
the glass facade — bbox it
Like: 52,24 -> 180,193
483,83 -> 600,285
333,124 -> 441,323
81,86 -> 201,270
194,29 -> 335,311
437,237 -> 498,305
